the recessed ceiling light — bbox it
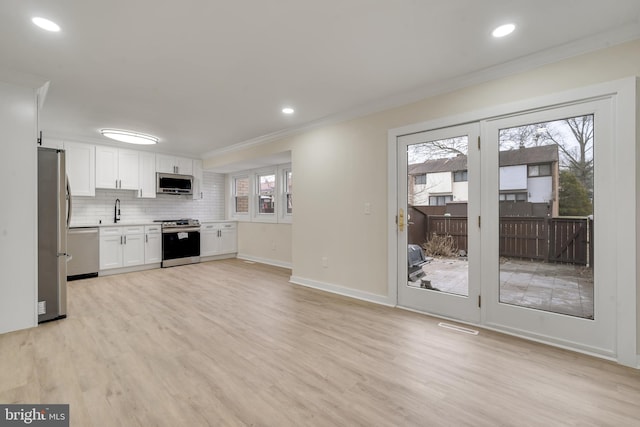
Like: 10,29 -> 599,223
492,23 -> 515,38
282,107 -> 295,114
100,129 -> 158,145
32,17 -> 60,32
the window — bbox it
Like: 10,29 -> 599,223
453,170 -> 468,182
228,163 -> 292,223
429,195 -> 453,206
415,174 -> 427,185
284,169 -> 293,215
499,192 -> 527,202
257,172 -> 276,214
233,176 -> 249,215
528,163 -> 551,177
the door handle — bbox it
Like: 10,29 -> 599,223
398,208 -> 405,232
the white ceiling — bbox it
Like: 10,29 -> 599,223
2,1 -> 640,159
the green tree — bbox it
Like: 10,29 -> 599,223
559,170 -> 592,216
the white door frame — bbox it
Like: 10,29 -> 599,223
387,77 -> 637,367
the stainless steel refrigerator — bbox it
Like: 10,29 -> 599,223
38,147 -> 70,323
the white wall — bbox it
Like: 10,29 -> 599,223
0,81 -> 37,334
203,39 -> 640,309
237,222 -> 292,268
499,165 -> 527,190
70,171 -> 225,225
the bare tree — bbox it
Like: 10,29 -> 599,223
408,136 -> 468,164
499,123 -> 554,149
544,115 -> 594,196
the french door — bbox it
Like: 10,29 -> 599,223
480,99 -> 615,356
397,123 -> 481,323
396,98 -> 616,357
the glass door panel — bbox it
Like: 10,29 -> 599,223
397,123 -> 480,323
498,115 -> 594,319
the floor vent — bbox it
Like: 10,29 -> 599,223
438,322 -> 479,335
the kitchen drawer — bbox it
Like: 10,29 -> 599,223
124,226 -> 144,235
220,222 -> 236,230
145,225 -> 161,234
100,227 -> 124,236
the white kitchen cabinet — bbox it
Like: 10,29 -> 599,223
65,141 -> 95,197
95,146 -> 139,190
144,225 -> 162,264
123,231 -> 145,267
192,159 -> 203,200
156,154 -> 193,175
219,223 -> 237,254
200,222 -> 237,256
138,151 -> 156,198
99,226 -> 145,270
99,227 -> 124,270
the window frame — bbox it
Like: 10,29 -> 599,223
230,174 -> 250,220
279,165 -> 293,223
228,163 -> 292,224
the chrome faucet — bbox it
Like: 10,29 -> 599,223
114,198 -> 121,223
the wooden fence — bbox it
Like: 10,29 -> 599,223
411,214 -> 593,265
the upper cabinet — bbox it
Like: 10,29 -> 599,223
95,146 -> 139,190
65,141 -> 95,197
192,159 -> 203,200
138,151 -> 156,198
156,154 -> 193,175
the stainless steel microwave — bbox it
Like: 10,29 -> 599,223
156,172 -> 193,195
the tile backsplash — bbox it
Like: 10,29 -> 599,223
70,171 -> 226,225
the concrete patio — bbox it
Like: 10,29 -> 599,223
410,257 -> 594,319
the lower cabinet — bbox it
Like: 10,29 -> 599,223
99,226 -> 146,270
144,225 -> 162,264
201,222 -> 237,257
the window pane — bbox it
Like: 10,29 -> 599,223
259,174 -> 276,195
286,194 -> 293,214
258,195 -> 274,214
235,196 -> 249,213
235,177 -> 249,196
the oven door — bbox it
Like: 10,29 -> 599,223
162,227 -> 200,267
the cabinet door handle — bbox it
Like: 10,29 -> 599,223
124,235 -> 127,244
146,234 -> 148,243
120,235 -> 123,245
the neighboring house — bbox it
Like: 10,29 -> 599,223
409,145 -> 560,217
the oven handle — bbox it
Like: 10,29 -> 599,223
162,227 -> 201,234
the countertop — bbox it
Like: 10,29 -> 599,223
70,219 -> 236,228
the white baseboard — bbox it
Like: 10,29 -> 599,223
99,263 -> 160,276
289,275 -> 394,307
237,253 -> 292,269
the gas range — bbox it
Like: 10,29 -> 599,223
155,219 -> 201,267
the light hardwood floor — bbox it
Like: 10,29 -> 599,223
1,259 -> 640,426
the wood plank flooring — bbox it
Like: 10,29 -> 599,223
1,258 -> 640,426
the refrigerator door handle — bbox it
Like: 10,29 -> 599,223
66,177 -> 72,228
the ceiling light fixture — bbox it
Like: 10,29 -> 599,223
492,23 -> 515,38
100,129 -> 159,145
282,107 -> 295,114
32,17 -> 60,32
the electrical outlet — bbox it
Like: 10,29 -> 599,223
271,241 -> 277,251
364,202 -> 371,215
322,257 -> 329,268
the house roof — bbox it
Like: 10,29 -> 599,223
409,144 -> 558,175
